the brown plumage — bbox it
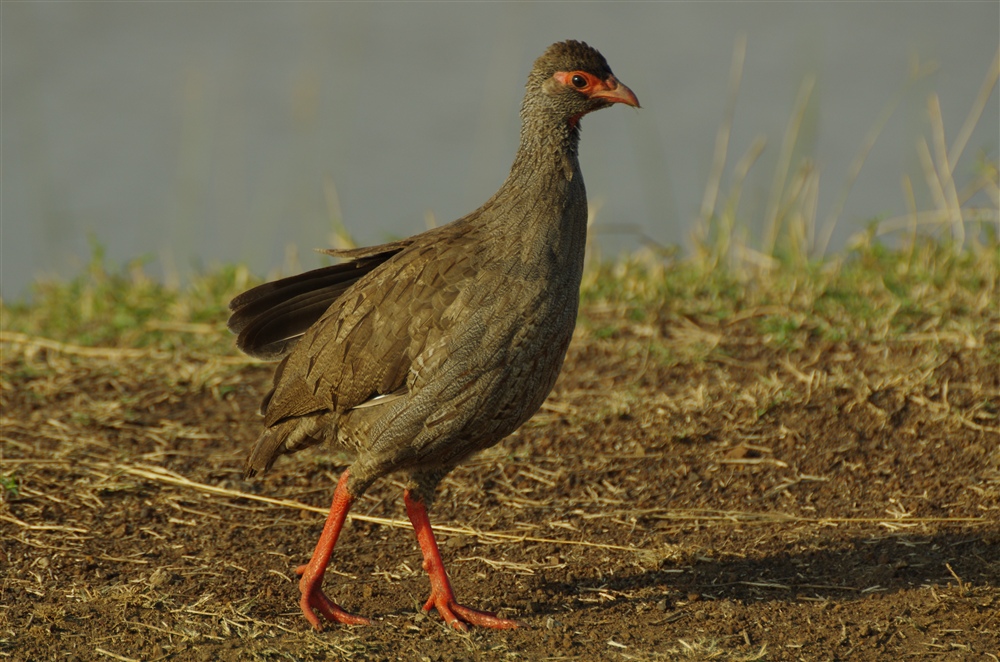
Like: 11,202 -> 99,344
229,40 -> 638,631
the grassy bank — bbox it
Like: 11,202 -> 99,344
1,230 -> 997,358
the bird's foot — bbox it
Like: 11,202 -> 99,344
297,564 -> 370,630
422,589 -> 518,631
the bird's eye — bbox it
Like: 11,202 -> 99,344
571,74 -> 588,89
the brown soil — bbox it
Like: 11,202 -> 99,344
2,314 -> 998,661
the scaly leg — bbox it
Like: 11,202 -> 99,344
295,470 -> 370,629
404,489 -> 518,630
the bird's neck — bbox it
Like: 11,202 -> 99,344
507,109 -> 583,193
481,109 -> 588,258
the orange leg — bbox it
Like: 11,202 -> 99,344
295,470 -> 370,630
404,489 -> 518,630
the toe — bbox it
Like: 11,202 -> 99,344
451,603 -> 518,629
425,596 -> 517,630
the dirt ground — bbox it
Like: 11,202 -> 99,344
2,311 -> 998,661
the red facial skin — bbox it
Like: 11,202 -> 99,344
553,70 -> 640,110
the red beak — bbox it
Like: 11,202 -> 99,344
589,75 -> 640,108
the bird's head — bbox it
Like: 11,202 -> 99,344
527,40 -> 639,128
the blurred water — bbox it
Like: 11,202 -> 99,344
2,3 -> 997,298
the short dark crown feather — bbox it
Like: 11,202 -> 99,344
528,40 -> 613,84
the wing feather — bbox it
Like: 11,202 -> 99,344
258,223 -> 479,427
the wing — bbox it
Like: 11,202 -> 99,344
259,222 -> 482,427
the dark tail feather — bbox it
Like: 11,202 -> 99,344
229,262 -> 364,330
228,251 -> 403,361
235,294 -> 343,361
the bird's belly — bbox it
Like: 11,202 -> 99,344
340,284 -> 579,470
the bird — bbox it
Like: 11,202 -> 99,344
228,40 -> 638,631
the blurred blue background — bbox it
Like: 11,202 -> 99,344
2,2 -> 997,298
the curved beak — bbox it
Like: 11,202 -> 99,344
590,75 -> 640,108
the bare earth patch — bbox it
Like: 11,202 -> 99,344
2,306 -> 998,661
